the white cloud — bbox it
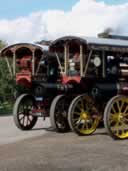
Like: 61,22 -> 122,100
0,0 -> 128,43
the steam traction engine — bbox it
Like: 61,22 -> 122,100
49,36 -> 128,139
15,44 -> 77,131
0,42 -> 77,132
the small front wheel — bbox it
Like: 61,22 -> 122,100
50,95 -> 70,133
13,94 -> 38,130
104,95 -> 128,140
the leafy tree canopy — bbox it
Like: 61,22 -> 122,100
0,40 -> 7,49
0,40 -> 14,101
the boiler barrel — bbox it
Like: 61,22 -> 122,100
33,83 -> 74,97
92,83 -> 117,99
92,82 -> 128,99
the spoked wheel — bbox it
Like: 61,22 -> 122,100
104,95 -> 128,140
68,94 -> 100,136
50,95 -> 70,133
13,94 -> 38,130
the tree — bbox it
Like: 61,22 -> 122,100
0,40 -> 7,49
0,40 -> 13,101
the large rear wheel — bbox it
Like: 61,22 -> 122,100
13,94 -> 38,130
50,95 -> 70,133
104,95 -> 128,140
68,94 -> 100,136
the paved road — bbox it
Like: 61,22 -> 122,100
0,116 -> 128,171
0,116 -> 50,145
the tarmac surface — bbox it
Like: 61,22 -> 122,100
0,116 -> 128,171
0,116 -> 50,145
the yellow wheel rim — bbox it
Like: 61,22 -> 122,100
109,96 -> 128,139
72,95 -> 100,135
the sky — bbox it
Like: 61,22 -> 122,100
98,0 -> 128,4
0,0 -> 127,19
0,0 -> 128,43
0,0 -> 79,19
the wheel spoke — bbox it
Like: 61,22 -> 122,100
123,106 -> 128,115
111,105 -> 116,114
116,101 -> 120,113
109,120 -> 116,126
84,122 -> 89,130
123,117 -> 128,123
115,129 -> 120,136
80,98 -> 84,110
18,112 -> 24,115
109,113 -> 118,122
75,119 -> 82,128
22,116 -> 25,126
123,112 -> 128,116
84,101 -> 93,112
19,115 -> 25,121
114,121 -> 120,128
24,116 -> 27,127
75,103 -> 82,112
120,100 -> 125,112
111,122 -> 120,131
82,122 -> 85,129
57,100 -> 65,111
121,129 -> 125,135
73,117 -> 80,123
74,111 -> 81,116
26,116 -> 30,126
